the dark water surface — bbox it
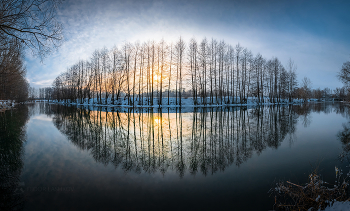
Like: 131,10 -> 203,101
1,102 -> 350,210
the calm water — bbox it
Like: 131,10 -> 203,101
1,102 -> 350,210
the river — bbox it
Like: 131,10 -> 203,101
1,102 -> 350,210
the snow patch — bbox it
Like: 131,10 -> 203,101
322,201 -> 350,211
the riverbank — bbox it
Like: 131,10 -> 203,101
43,97 -> 310,108
0,100 -> 15,112
15,102 -> 349,210
272,168 -> 350,211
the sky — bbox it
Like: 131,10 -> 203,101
25,0 -> 350,90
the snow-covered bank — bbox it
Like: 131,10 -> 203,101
46,97 -> 309,109
0,100 -> 16,112
322,201 -> 350,211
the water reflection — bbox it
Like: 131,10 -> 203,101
34,103 -> 318,177
336,105 -> 350,158
3,102 -> 350,210
0,105 -> 29,210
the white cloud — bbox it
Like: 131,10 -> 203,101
25,0 -> 349,90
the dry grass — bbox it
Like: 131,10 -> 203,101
0,106 -> 9,112
271,168 -> 349,211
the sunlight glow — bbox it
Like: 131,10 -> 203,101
154,117 -> 160,124
153,74 -> 159,81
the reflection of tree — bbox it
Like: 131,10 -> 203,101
0,105 -> 29,211
338,123 -> 350,153
325,103 -> 350,161
293,103 -> 342,128
44,103 -> 337,177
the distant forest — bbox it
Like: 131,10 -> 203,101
45,38 -> 319,106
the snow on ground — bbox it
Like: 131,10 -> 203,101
46,96 -> 307,109
0,100 -> 15,112
321,201 -> 350,211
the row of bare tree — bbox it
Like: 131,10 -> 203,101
50,38 -> 305,106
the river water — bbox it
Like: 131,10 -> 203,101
1,102 -> 350,210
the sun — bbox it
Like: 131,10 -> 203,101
153,74 -> 159,81
154,117 -> 160,124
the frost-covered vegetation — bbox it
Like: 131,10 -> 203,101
271,168 -> 350,211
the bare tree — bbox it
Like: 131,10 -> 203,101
49,37 -> 303,107
188,38 -> 198,104
301,77 -> 312,102
199,38 -> 208,105
174,37 -> 185,106
0,40 -> 28,101
338,61 -> 350,87
0,0 -> 62,60
287,58 -> 298,102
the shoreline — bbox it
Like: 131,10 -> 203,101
0,100 -> 16,112
29,99 -> 341,113
36,97 -> 311,108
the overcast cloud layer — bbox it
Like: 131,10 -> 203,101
26,0 -> 350,90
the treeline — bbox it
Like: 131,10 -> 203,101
331,87 -> 350,101
0,39 -> 28,101
50,38 -> 305,106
